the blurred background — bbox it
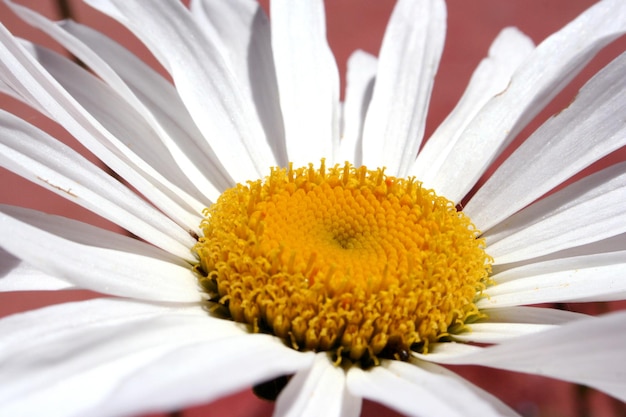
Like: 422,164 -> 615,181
1,0 -> 625,416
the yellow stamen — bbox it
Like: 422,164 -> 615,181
194,161 -> 491,365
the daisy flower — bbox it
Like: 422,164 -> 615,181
1,0 -> 626,416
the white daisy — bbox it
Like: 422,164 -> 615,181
0,0 -> 625,416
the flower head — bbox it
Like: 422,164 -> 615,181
1,0 -> 626,416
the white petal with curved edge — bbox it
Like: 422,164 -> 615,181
419,312 -> 626,402
431,0 -> 626,202
0,206 -> 201,302
0,23 -> 209,242
361,0 -> 446,176
338,50 -> 377,165
3,0 -> 224,204
467,52 -> 626,231
412,27 -> 534,185
347,360 -> 510,417
0,110 -> 196,260
478,251 -> 626,307
89,336 -> 313,417
0,298 -> 249,417
0,248 -> 73,291
275,353 -> 360,417
484,162 -> 626,264
453,323 -> 555,343
271,0 -> 339,165
85,0 -> 275,180
190,0 -> 287,166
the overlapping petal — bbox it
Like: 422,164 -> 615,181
85,0 -> 276,180
348,360 -> 518,417
432,0 -> 626,202
0,249 -> 73,291
275,353 -> 360,417
467,51 -> 626,230
421,312 -> 626,402
0,205 -> 201,301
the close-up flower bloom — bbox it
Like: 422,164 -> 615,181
1,0 -> 626,416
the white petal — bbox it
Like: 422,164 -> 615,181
432,0 -> 626,202
0,205 -> 202,302
0,110 -> 196,260
478,251 -> 626,308
467,52 -> 626,231
85,0 -> 276,180
412,27 -> 534,186
275,353 -> 360,417
93,336 -> 313,417
419,311 -> 626,402
190,0 -> 287,166
415,342 -> 483,361
347,359 -> 510,417
361,0 -> 446,177
484,162 -> 626,264
338,50 -> 377,166
0,298 -> 246,417
453,323 -> 556,344
270,0 -> 340,165
479,306 -> 588,324
0,23 -> 206,244
0,248 -> 73,291
4,0 -> 225,204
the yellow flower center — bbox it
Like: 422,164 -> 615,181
194,161 -> 491,366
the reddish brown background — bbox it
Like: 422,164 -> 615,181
1,1 -> 625,416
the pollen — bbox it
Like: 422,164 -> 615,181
194,161 -> 491,365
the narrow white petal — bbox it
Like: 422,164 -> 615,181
361,0 -> 446,176
190,0 -> 287,166
415,342 -> 483,361
275,353 -> 360,417
338,50 -> 377,165
271,0 -> 340,165
0,23 -> 205,246
479,251 -> 626,308
453,323 -> 556,344
347,360 -> 509,417
94,336 -> 313,417
412,27 -> 534,185
85,0 -> 276,180
484,162 -> 626,264
479,306 -> 588,324
3,0 -> 225,204
0,298 -> 246,417
433,0 -> 626,202
419,312 -> 626,402
0,206 -> 202,302
467,52 -> 626,230
0,110 -> 196,260
0,248 -> 73,291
